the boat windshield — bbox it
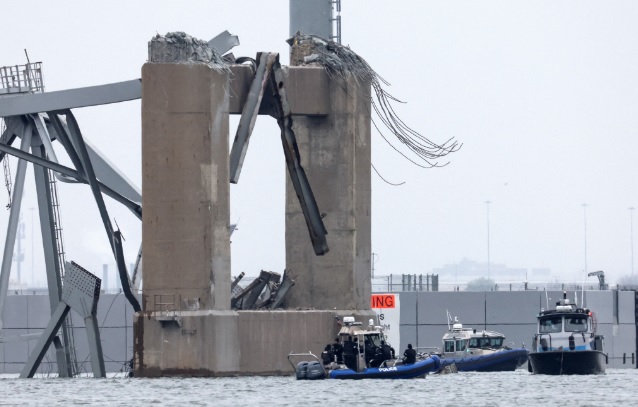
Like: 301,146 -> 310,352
444,340 -> 455,352
565,316 -> 588,332
539,316 -> 562,333
364,333 -> 383,347
455,339 -> 467,352
469,337 -> 503,349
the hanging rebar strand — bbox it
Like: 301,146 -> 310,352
288,33 -> 462,168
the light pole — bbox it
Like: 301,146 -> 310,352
630,207 -> 635,277
485,200 -> 491,280
582,203 -> 588,274
371,252 -> 379,279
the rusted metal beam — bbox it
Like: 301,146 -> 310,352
268,54 -> 329,255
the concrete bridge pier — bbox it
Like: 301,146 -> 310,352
134,58 -> 375,377
285,72 -> 373,311
134,63 -> 239,376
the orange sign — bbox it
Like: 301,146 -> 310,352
371,294 -> 395,309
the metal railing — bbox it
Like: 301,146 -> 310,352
371,274 -> 637,293
0,62 -> 44,95
0,62 -> 45,95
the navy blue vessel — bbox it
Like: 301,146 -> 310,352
327,355 -> 440,379
290,316 -> 442,380
528,291 -> 607,375
434,315 -> 529,372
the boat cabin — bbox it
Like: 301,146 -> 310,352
442,317 -> 506,354
538,313 -> 590,334
533,292 -> 603,353
336,316 -> 389,372
528,291 -> 607,374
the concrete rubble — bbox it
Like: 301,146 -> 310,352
288,31 -> 376,82
148,31 -> 229,70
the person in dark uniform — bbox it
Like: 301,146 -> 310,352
403,343 -> 417,364
343,335 -> 357,370
370,346 -> 385,368
321,344 -> 334,365
332,337 -> 344,363
381,340 -> 395,360
353,337 -> 363,353
364,338 -> 376,367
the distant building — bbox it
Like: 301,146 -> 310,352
433,258 -> 551,283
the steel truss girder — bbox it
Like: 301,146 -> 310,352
20,261 -> 105,378
19,301 -> 71,378
0,111 -> 142,315
229,52 -> 329,255
229,52 -> 272,183
0,135 -> 142,219
31,142 -> 72,376
0,79 -> 141,117
0,124 -> 32,321
268,53 -> 329,255
59,110 -> 141,312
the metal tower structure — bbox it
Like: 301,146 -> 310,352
0,58 -> 142,377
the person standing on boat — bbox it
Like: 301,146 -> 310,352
332,337 -> 344,363
364,338 -> 376,367
343,336 -> 357,370
381,340 -> 395,360
403,343 -> 417,364
321,344 -> 334,365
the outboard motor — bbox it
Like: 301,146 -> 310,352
305,361 -> 326,380
296,361 -> 308,380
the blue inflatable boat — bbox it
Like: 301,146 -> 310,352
328,355 -> 441,379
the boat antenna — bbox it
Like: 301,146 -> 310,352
545,290 -> 549,310
581,271 -> 585,307
446,310 -> 451,330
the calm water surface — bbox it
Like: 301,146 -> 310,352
0,369 -> 635,406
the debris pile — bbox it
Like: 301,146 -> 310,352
231,269 -> 295,310
148,31 -> 229,70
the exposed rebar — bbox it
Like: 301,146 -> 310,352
288,32 -> 462,168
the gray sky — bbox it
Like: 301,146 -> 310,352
1,1 -> 638,288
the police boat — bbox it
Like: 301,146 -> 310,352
431,314 -> 529,372
289,316 -> 441,380
528,291 -> 607,375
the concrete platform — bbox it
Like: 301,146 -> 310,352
133,309 -> 376,377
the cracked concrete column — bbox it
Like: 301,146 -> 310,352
141,63 -> 231,311
285,71 -> 372,310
